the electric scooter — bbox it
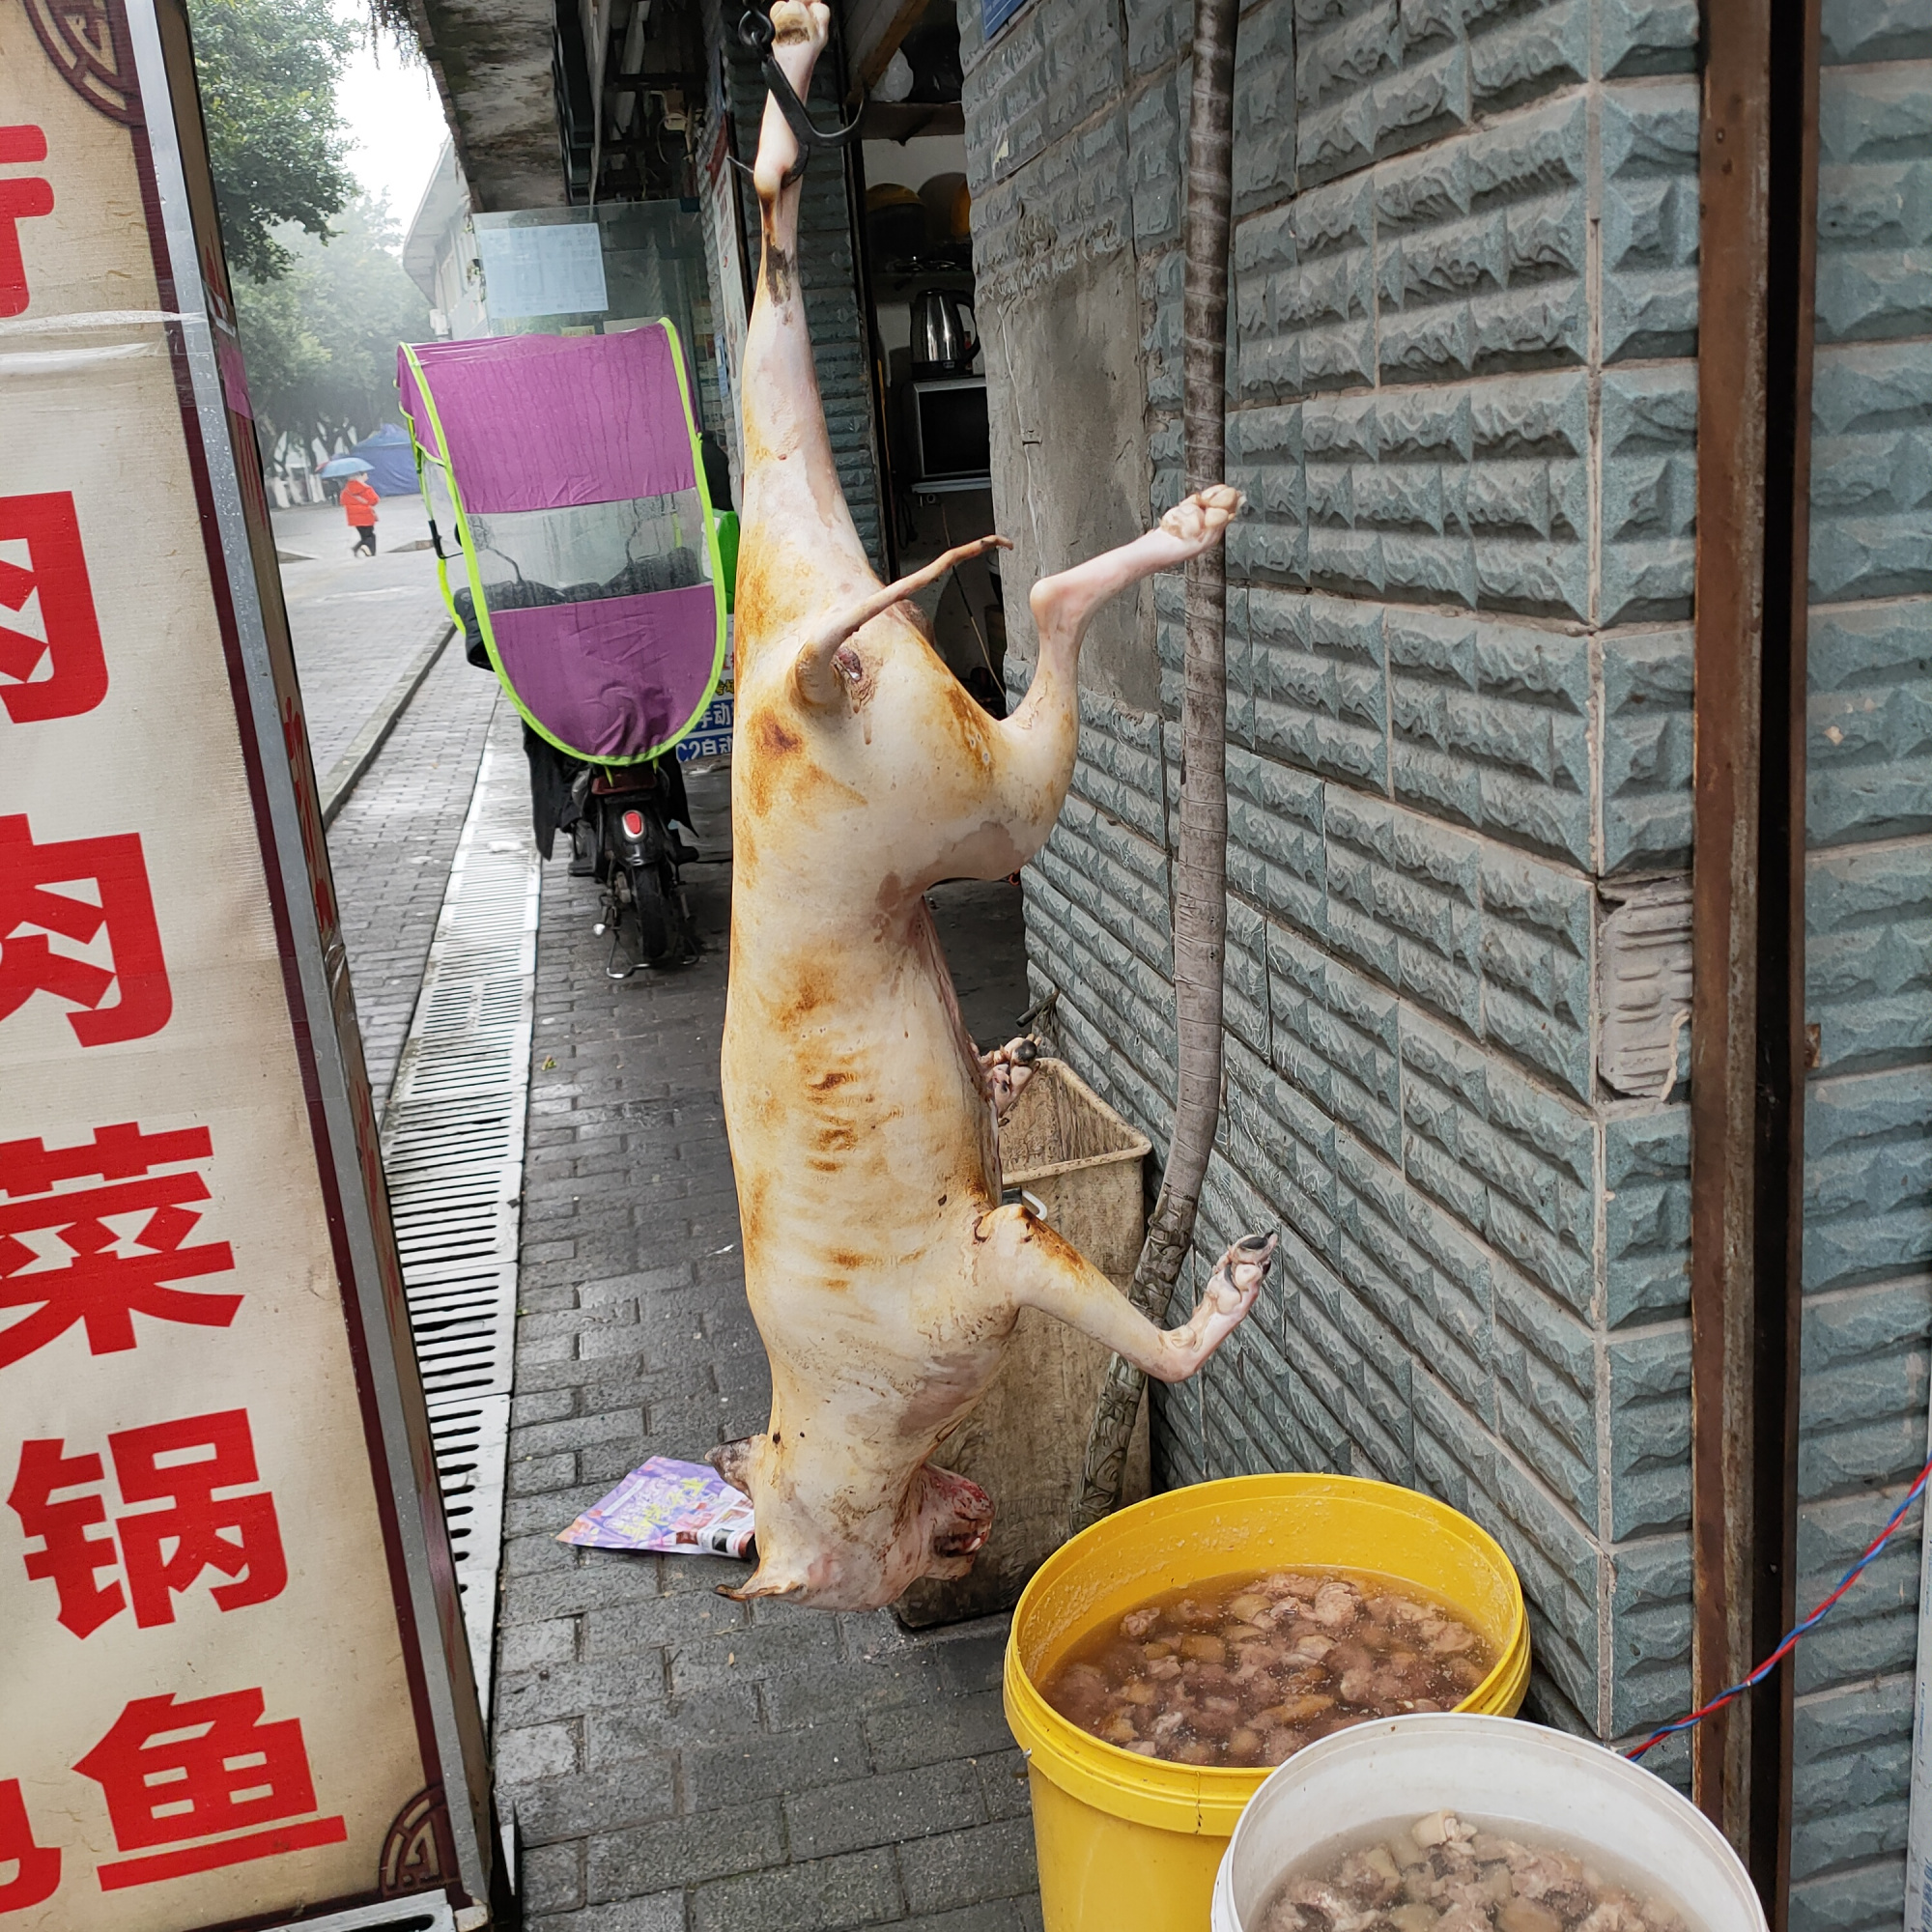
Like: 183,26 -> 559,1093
572,757 -> 701,977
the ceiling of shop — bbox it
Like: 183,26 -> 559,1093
400,0 -> 571,212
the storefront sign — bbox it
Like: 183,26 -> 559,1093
0,0 -> 494,1924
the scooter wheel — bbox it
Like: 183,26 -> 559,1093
624,862 -> 674,965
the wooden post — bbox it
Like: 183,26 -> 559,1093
1689,0 -> 1820,1907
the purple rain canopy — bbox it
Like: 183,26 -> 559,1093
398,326 -> 723,763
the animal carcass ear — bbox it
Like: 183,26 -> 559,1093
707,1436 -> 757,1492
717,1569 -> 804,1603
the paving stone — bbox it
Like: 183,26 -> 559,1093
521,1840 -> 587,1917
513,1760 -> 681,1846
898,1821 -> 1041,1917
531,1897 -> 688,1932
690,1848 -> 903,1932
895,1909 -> 1031,1932
682,1719 -> 869,1811
783,1761 -> 989,1860
866,1691 -> 1015,1773
585,1801 -> 786,1898
486,761 -> 1039,1921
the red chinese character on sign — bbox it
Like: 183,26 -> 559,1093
7,1410 -> 286,1634
76,1689 -> 348,1890
8,1438 -> 121,1635
0,1122 -> 240,1370
0,1778 -> 60,1910
1,494 -> 108,724
0,128 -> 54,319
0,816 -> 171,1045
113,1410 -> 287,1625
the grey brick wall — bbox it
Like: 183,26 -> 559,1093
704,3 -> 888,570
1790,2 -> 1932,1922
965,0 -> 1708,1779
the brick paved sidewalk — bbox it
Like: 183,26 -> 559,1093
495,767 -> 1044,1932
324,645 -> 499,1108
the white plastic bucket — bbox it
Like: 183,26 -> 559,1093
1210,1713 -> 1766,1932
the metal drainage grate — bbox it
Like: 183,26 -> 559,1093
380,699 -> 538,1704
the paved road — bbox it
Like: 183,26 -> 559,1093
494,771 -> 1043,1932
272,495 -> 451,779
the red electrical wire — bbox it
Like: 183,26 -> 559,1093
1626,1451 -> 1932,1761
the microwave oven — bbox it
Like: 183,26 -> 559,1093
903,376 -> 991,493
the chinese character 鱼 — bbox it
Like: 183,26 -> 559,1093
75,1688 -> 347,1890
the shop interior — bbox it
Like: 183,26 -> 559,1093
855,0 -> 1007,713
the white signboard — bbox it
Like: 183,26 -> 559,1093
0,0 -> 493,1924
475,220 -> 610,319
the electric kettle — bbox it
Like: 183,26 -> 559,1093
910,288 -> 978,377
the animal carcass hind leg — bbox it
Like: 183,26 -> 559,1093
989,486 -> 1244,866
980,1037 -> 1038,1121
975,1206 -> 1278,1382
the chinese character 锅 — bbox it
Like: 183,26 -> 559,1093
0,1122 -> 240,1371
0,816 -> 171,1046
9,1407 -> 286,1636
0,127 -> 53,320
1,493 -> 108,724
76,1689 -> 347,1889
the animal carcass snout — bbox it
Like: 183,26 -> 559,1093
917,1463 -> 995,1578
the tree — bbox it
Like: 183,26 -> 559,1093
1076,0 -> 1237,1525
234,197 -> 432,456
188,0 -> 358,281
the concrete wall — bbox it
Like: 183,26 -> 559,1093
1790,2 -> 1932,1920
963,0 -> 1711,1776
963,0 -> 1932,1896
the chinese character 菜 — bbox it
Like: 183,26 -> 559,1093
0,1122 -> 240,1370
75,1688 -> 347,1889
1,493 -> 108,724
9,1408 -> 286,1636
0,815 -> 171,1045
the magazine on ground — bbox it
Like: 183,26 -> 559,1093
557,1455 -> 755,1557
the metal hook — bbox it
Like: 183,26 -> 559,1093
736,5 -> 864,159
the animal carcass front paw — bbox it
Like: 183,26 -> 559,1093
980,1036 -> 1039,1121
1156,1230 -> 1279,1381
1158,483 -> 1243,554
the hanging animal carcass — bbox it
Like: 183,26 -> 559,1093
712,0 -> 1276,1610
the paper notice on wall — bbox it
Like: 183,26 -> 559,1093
476,221 -> 609,319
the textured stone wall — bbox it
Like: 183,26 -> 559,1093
964,0 -> 1709,1773
703,11 -> 889,571
1790,2 -> 1932,1921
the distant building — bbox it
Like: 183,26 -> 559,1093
402,140 -> 488,341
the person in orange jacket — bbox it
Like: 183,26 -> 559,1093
342,474 -> 380,556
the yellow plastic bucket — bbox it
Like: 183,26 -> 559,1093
1003,1473 -> 1529,1932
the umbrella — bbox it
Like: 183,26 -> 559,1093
318,456 -> 373,478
